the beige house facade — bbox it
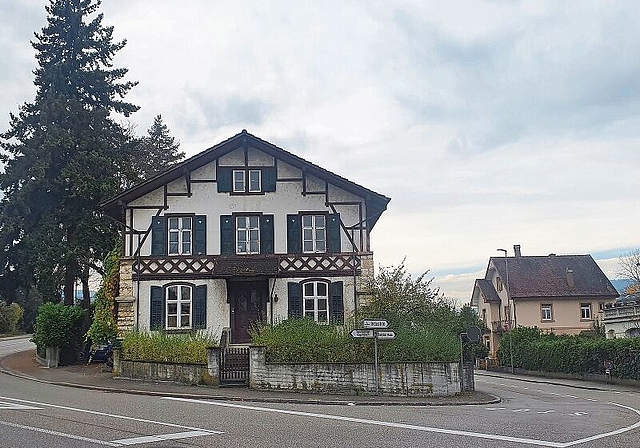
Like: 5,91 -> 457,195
470,245 -> 619,358
102,130 -> 390,344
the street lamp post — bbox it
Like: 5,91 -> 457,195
497,248 -> 514,374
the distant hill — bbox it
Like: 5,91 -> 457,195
610,279 -> 632,295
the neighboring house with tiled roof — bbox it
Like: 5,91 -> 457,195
102,130 -> 390,344
470,245 -> 619,358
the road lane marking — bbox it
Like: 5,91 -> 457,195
0,401 -> 42,410
111,430 -> 216,446
538,410 -> 555,414
513,409 -> 530,413
0,395 -> 222,446
163,397 -> 566,447
164,397 -> 640,448
0,420 -> 119,446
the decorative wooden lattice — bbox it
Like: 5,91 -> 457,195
133,253 -> 361,279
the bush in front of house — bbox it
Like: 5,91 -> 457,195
497,327 -> 640,380
121,329 -> 217,365
0,301 -> 24,335
250,318 -> 460,363
31,302 -> 88,364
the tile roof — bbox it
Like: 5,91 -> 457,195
475,279 -> 501,303
489,254 -> 619,299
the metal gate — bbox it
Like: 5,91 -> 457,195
220,347 -> 250,386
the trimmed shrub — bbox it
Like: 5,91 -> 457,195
250,318 -> 460,363
0,302 -> 24,335
121,329 -> 217,365
32,302 -> 89,365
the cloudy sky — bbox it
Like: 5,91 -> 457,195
1,1 -> 639,303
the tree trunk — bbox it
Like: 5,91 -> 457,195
81,265 -> 91,309
63,262 -> 77,306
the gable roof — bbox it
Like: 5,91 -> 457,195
474,278 -> 501,303
488,254 -> 619,300
102,130 -> 391,228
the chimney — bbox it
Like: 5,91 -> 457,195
514,244 -> 521,257
566,268 -> 575,288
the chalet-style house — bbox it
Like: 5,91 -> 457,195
102,130 -> 390,344
470,245 -> 619,358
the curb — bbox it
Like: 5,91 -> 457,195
475,370 -> 635,393
0,364 -> 501,407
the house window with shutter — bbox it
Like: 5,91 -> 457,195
150,284 -> 207,330
151,215 -> 206,256
302,281 -> 329,324
236,216 -> 260,254
302,214 -> 326,253
166,285 -> 192,329
168,217 -> 192,255
233,170 -> 245,192
231,169 -> 263,193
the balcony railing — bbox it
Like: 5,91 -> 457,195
129,252 -> 366,280
603,302 -> 640,320
491,320 -> 513,333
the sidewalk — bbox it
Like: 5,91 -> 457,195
0,349 -> 500,406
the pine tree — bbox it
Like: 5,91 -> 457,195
137,115 -> 185,179
0,0 -> 139,308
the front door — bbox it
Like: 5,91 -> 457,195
228,280 -> 268,344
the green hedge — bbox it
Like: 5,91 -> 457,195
0,302 -> 24,335
498,327 -> 640,380
250,318 -> 460,363
120,330 -> 217,365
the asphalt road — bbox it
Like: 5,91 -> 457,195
1,337 -> 639,447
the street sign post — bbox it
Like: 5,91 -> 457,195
375,330 -> 396,340
363,319 -> 389,329
349,329 -> 375,339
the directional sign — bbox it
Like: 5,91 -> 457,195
363,319 -> 389,329
376,330 -> 396,340
350,329 -> 375,338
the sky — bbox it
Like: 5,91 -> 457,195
1,1 -> 639,304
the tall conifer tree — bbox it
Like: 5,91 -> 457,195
137,115 -> 185,180
0,0 -> 139,307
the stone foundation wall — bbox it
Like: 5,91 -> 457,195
249,346 -> 461,397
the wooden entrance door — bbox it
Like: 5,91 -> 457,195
228,281 -> 267,344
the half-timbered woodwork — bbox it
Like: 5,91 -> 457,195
103,130 -> 390,344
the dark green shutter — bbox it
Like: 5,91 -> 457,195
150,286 -> 164,329
151,217 -> 166,256
263,166 -> 277,192
330,281 -> 344,324
220,215 -> 234,255
193,285 -> 207,329
327,213 -> 341,253
288,282 -> 302,318
217,167 -> 232,192
260,215 -> 274,254
194,215 -> 206,255
287,214 -> 301,253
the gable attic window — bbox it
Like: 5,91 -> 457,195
233,170 -> 245,192
218,166 -> 276,193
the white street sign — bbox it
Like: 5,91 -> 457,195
363,319 -> 389,329
350,329 -> 375,338
376,330 -> 396,340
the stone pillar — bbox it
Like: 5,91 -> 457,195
119,258 -> 134,297
115,296 -> 135,335
206,347 -> 220,386
112,348 -> 121,376
461,361 -> 475,391
249,346 -> 267,389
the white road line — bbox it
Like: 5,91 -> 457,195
0,401 -> 42,410
565,395 -> 579,399
163,397 -> 565,447
111,430 -> 217,446
0,420 -> 119,446
164,397 -> 640,448
0,395 -> 221,433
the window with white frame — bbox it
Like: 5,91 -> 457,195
302,215 -> 326,253
166,285 -> 191,329
232,169 -> 262,193
168,217 -> 192,255
303,281 -> 329,324
248,169 -> 261,192
541,304 -> 552,321
233,170 -> 245,192
236,216 -> 260,254
580,303 -> 592,320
